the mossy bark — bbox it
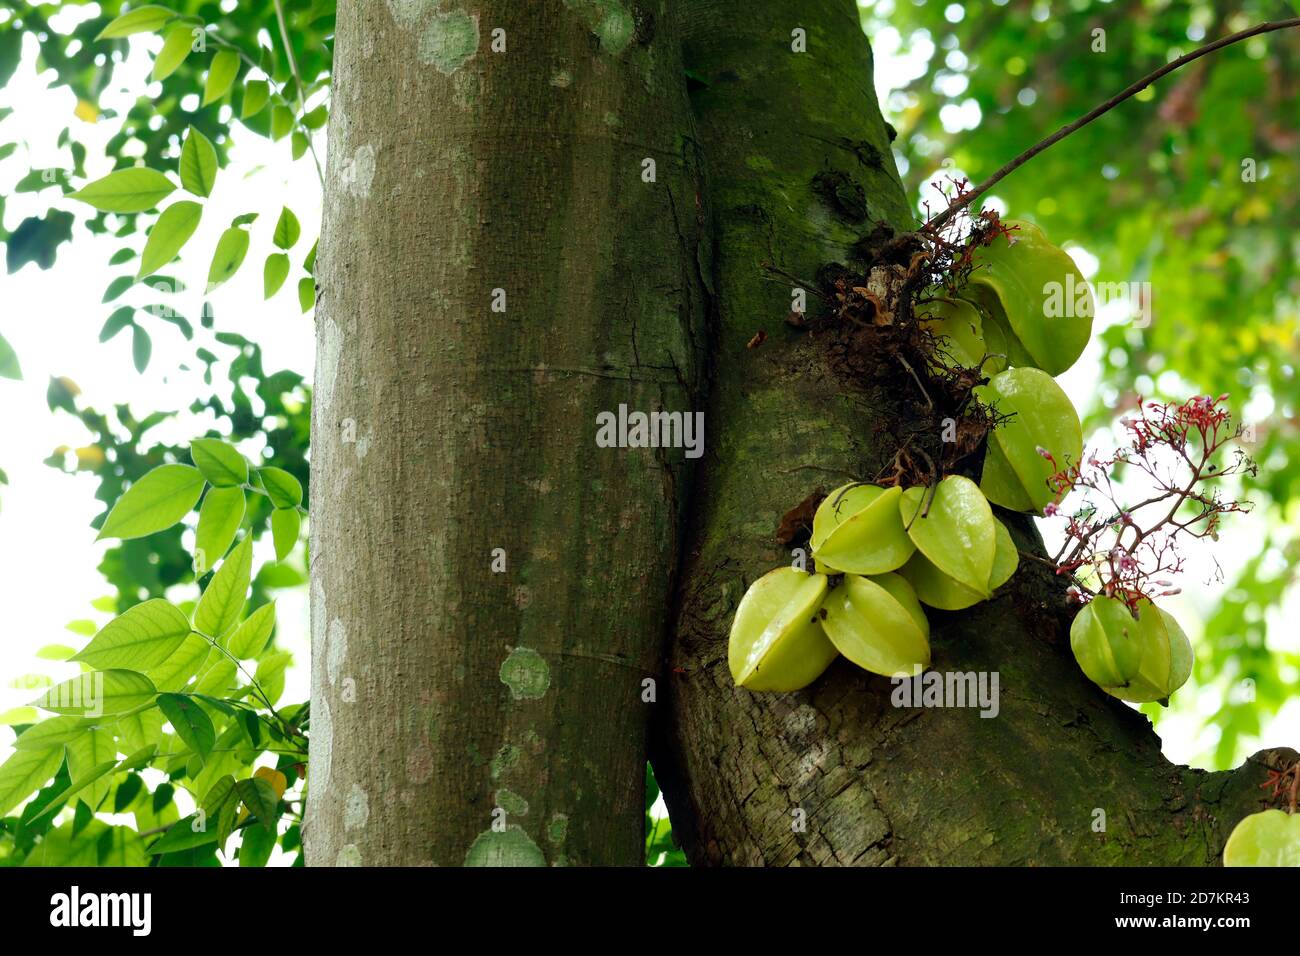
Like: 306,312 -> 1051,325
307,0 -> 707,866
652,0 -> 1292,866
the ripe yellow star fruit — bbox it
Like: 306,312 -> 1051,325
1068,595 -> 1143,688
820,572 -> 930,678
1100,599 -> 1193,703
900,516 -> 1018,610
975,367 -> 1082,513
1223,810 -> 1300,867
728,568 -> 838,692
960,219 -> 1094,376
811,483 -> 915,575
900,476 -> 996,597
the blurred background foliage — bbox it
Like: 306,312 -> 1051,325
861,0 -> 1300,769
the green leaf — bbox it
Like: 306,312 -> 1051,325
291,131 -> 308,160
271,507 -> 299,561
69,167 -> 175,213
236,777 -> 278,830
132,324 -> 152,372
0,331 -> 20,380
65,727 -> 118,810
148,813 -> 218,854
241,80 -> 270,119
258,466 -> 302,508
270,105 -> 294,141
145,632 -> 211,692
263,253 -> 289,298
99,306 -> 135,342
115,707 -> 164,754
98,826 -> 148,865
303,239 -> 317,274
152,24 -> 193,81
98,463 -> 205,540
206,226 -> 250,290
0,706 -> 39,726
239,819 -> 277,866
302,105 -> 328,129
191,437 -> 248,486
71,599 -> 192,671
103,275 -> 134,303
228,602 -> 276,659
179,127 -> 218,198
95,5 -> 178,41
32,670 -> 157,716
113,773 -> 144,812
193,654 -> 237,697
298,277 -> 315,312
157,693 -> 215,758
273,207 -> 300,250
13,716 -> 93,751
0,746 -> 66,817
195,486 -> 245,572
138,200 -> 202,278
194,535 -> 253,639
202,49 -> 241,106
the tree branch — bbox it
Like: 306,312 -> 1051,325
927,18 -> 1300,232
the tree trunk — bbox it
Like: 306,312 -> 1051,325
306,0 -> 707,866
652,0 -> 1293,866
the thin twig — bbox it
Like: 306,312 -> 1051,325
272,0 -> 326,188
927,18 -> 1300,232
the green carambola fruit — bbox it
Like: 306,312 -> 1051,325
899,476 -> 996,597
976,367 -> 1082,513
728,568 -> 838,692
961,219 -> 1093,376
1101,599 -> 1193,704
900,517 -> 1018,610
820,572 -> 930,678
1223,809 -> 1300,867
917,298 -> 991,370
811,484 -> 915,575
1069,595 -> 1143,687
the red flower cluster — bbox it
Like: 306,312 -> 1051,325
1041,394 -> 1255,612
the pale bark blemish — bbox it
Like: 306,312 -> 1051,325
495,788 -> 529,816
313,697 -> 333,795
564,0 -> 634,55
547,813 -> 568,845
499,647 -> 550,700
344,783 -> 370,830
385,0 -> 430,29
316,317 -> 343,413
337,844 -> 363,866
354,433 -> 371,462
326,617 -> 348,686
550,70 -> 572,88
419,11 -> 479,75
340,143 -> 376,199
463,826 -> 546,867
490,743 -> 520,780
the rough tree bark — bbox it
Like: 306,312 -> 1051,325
306,0 -> 707,866
654,0 -> 1294,866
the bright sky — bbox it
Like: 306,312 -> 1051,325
0,14 -> 319,861
0,5 -> 1295,865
